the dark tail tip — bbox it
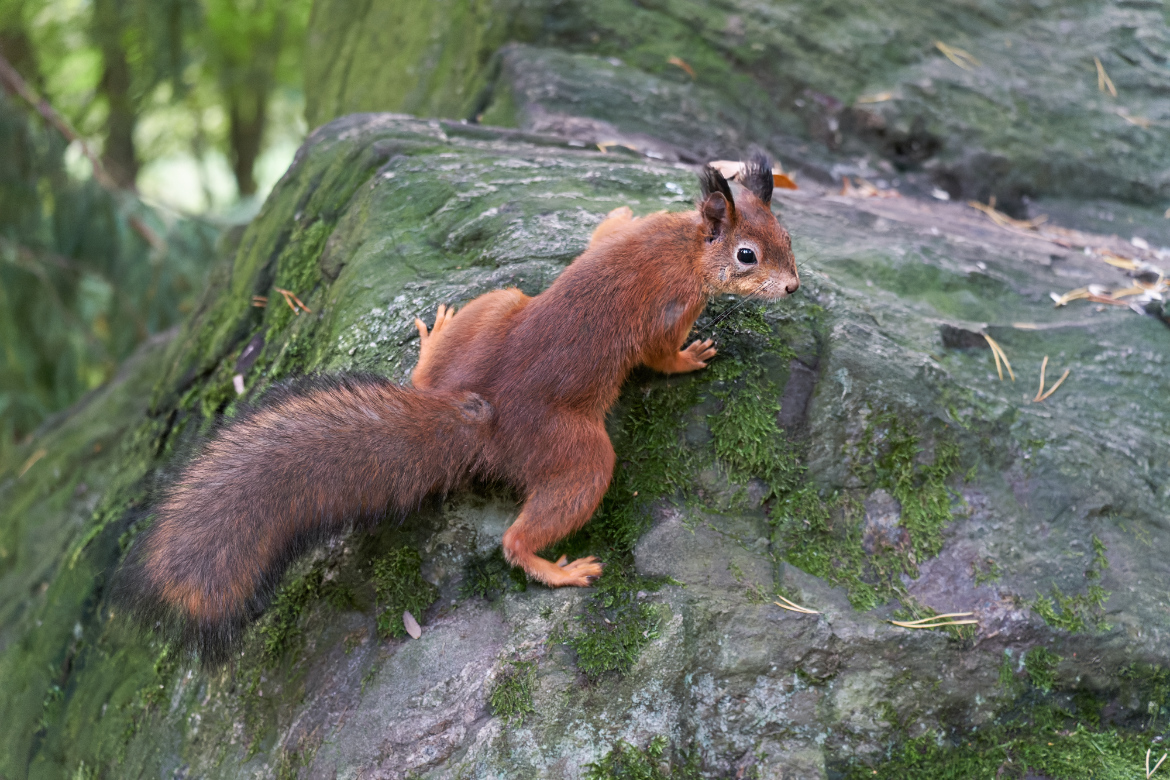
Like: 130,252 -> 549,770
111,525 -> 252,669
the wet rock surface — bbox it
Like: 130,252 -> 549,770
0,114 -> 1167,779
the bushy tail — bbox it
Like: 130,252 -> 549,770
114,375 -> 494,664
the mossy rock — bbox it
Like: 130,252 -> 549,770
1,115 -> 1168,778
306,0 -> 1170,220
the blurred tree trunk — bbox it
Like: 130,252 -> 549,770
211,2 -> 287,198
93,0 -> 139,189
226,73 -> 269,197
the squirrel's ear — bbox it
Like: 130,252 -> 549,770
741,151 -> 774,206
699,165 -> 735,240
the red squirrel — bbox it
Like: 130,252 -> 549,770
116,153 -> 799,663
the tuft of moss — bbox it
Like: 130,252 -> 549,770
371,547 -> 439,640
566,566 -> 662,681
488,660 -> 537,725
584,735 -> 701,780
772,487 -> 882,610
258,561 -> 357,666
1024,647 -> 1062,693
772,408 -> 963,611
862,410 -> 961,567
1031,535 -> 1111,634
973,557 -> 1002,586
841,721 -> 1150,780
847,646 -> 1165,779
1119,662 -> 1170,732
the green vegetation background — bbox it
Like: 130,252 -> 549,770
0,0 -> 313,469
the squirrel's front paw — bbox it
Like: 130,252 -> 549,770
677,339 -> 717,372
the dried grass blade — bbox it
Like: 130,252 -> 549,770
1095,57 -> 1117,97
896,612 -> 975,626
667,55 -> 695,78
935,41 -> 981,71
18,448 -> 47,478
985,333 -> 1004,380
1037,369 -> 1070,402
774,596 -> 820,614
889,619 -> 979,629
1033,355 -> 1049,402
983,334 -> 1015,381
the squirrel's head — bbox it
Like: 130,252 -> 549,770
695,152 -> 799,301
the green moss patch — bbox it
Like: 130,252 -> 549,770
488,659 -> 537,725
584,735 -> 701,780
258,561 -> 357,666
370,547 -> 439,640
771,411 -> 963,612
1031,535 -> 1112,634
565,565 -> 663,681
845,647 -> 1166,780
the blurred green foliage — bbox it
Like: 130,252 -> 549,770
0,0 -> 317,467
0,0 -> 311,206
0,90 -> 218,469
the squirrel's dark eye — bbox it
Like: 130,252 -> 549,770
736,247 -> 757,265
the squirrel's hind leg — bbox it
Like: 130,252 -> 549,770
502,420 -> 614,587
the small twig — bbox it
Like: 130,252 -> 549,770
1037,369 -> 1070,402
251,295 -> 268,307
1095,56 -> 1117,97
774,596 -> 819,615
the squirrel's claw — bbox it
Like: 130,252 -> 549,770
679,338 -> 718,370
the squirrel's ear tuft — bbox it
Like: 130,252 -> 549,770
699,165 -> 735,240
741,151 -> 774,206
699,164 -> 735,206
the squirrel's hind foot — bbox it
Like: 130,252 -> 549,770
524,554 -> 603,587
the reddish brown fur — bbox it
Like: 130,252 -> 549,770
117,157 -> 797,662
413,155 -> 797,587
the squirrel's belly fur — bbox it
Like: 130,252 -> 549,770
115,376 -> 493,663
115,154 -> 799,664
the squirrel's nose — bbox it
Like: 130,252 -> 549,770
785,279 -> 800,295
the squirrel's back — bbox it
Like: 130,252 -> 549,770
115,375 -> 493,663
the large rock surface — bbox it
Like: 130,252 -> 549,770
306,0 -> 1170,220
1,114 -> 1167,779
